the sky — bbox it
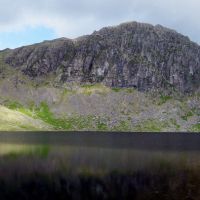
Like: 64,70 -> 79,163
0,0 -> 199,50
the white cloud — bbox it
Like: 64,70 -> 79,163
0,0 -> 199,43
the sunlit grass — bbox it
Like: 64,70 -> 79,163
78,83 -> 111,95
133,119 -> 169,132
0,105 -> 52,131
191,123 -> 200,132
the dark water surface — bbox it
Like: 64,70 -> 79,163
0,132 -> 200,200
1,132 -> 200,171
0,131 -> 200,150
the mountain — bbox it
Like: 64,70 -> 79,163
0,21 -> 199,132
4,21 -> 200,93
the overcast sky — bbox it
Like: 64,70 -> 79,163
0,0 -> 199,50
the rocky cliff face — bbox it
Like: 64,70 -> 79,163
4,21 -> 200,93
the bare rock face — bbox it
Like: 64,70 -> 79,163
4,21 -> 200,93
5,38 -> 75,77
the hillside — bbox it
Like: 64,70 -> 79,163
0,105 -> 52,131
0,21 -> 199,131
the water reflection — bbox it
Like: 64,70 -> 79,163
1,132 -> 200,172
0,132 -> 200,199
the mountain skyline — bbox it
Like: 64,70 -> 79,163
0,0 -> 200,50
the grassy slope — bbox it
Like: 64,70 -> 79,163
0,84 -> 199,132
0,105 -> 53,131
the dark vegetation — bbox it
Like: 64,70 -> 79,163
0,162 -> 200,200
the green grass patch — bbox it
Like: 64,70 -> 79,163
96,120 -> 108,131
80,84 -> 110,95
133,120 -> 168,132
35,102 -> 73,130
113,121 -> 131,131
170,119 -> 180,130
5,101 -> 23,110
3,100 -> 98,130
112,87 -> 135,93
125,88 -> 135,93
190,123 -> 200,132
66,115 -> 95,130
158,95 -> 172,105
22,101 -> 109,130
112,88 -> 121,92
181,111 -> 194,121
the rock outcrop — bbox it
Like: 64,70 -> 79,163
4,21 -> 200,93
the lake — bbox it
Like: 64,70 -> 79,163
0,132 -> 200,200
